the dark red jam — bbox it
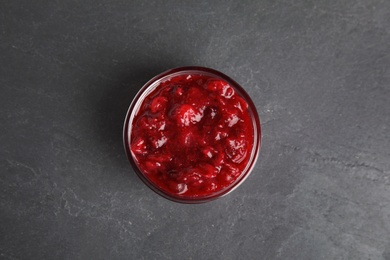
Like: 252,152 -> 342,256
129,72 -> 255,200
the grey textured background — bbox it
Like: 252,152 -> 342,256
1,0 -> 390,259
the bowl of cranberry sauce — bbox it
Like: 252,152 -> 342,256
123,67 -> 261,203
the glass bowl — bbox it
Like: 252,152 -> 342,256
123,66 -> 261,203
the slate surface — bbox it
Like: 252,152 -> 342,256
1,1 -> 390,259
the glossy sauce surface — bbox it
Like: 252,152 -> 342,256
130,73 -> 254,198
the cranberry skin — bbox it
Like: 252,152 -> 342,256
150,97 -> 168,113
125,68 -> 260,203
173,104 -> 202,127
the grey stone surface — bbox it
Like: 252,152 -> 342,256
1,0 -> 390,259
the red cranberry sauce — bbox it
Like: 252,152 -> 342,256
130,73 -> 254,198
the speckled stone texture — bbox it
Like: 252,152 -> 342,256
1,0 -> 390,259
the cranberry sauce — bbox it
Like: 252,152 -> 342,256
129,73 -> 255,199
